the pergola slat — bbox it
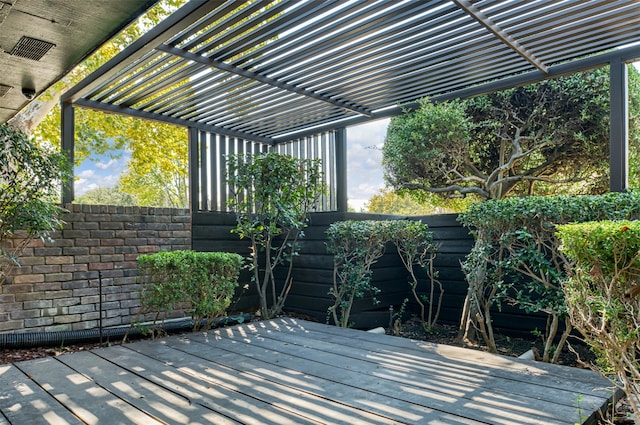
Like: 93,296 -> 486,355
60,1 -> 640,205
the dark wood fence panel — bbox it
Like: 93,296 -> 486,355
193,211 -> 551,335
193,211 -> 471,329
410,214 -> 474,326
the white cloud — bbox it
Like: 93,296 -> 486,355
75,180 -> 98,196
346,119 -> 389,210
74,153 -> 129,197
77,169 -> 95,179
95,158 -> 121,170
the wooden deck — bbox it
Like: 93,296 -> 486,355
0,318 -> 617,425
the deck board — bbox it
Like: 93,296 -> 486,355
0,318 -> 617,425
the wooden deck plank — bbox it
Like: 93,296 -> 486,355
92,345 -> 333,425
0,319 -> 617,425
257,319 -> 617,425
132,334 -> 486,425
55,351 -> 241,425
126,338 -> 437,425
0,364 -> 82,425
238,319 -> 610,411
207,320 -> 607,416
269,319 -> 609,388
179,324 -> 582,424
15,357 -> 164,425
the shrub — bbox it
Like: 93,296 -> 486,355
557,220 -> 640,420
326,220 -> 395,327
326,219 -> 440,329
136,250 -> 242,332
226,152 -> 325,319
387,220 -> 441,332
0,124 -> 71,286
458,192 -> 640,362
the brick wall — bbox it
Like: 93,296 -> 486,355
0,204 -> 191,333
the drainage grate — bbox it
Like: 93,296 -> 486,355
10,36 -> 55,61
0,84 -> 12,97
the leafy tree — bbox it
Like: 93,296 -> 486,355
75,186 -> 137,206
226,152 -> 325,319
383,67 -> 639,200
366,189 -> 473,215
0,124 -> 71,285
29,0 -> 188,207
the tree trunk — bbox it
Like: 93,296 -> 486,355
7,93 -> 61,136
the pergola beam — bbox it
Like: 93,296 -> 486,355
60,0 -> 224,104
453,0 -> 549,74
74,98 -> 274,144
156,44 -> 373,117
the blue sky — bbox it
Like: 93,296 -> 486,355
75,119 -> 390,210
76,153 -> 131,196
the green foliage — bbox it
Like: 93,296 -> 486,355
629,64 -> 640,188
0,124 -> 71,285
387,220 -> 441,331
136,250 -> 242,332
383,98 -> 473,195
383,67 -> 635,200
75,186 -> 137,206
557,220 -> 640,421
366,188 -> 474,215
226,152 -> 325,319
458,192 -> 640,362
326,220 -> 396,327
326,219 -> 440,329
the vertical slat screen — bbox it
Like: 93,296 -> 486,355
192,129 -> 337,212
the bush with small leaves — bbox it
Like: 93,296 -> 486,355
557,220 -> 640,420
458,192 -> 640,362
387,220 -> 441,332
136,250 -> 242,333
326,220 -> 396,327
0,124 -> 71,286
326,219 -> 440,329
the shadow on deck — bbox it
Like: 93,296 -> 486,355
0,318 -> 617,424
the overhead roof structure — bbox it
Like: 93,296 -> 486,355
62,0 -> 640,145
0,0 -> 157,124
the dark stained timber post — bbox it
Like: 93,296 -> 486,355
335,127 -> 348,212
61,102 -> 75,204
188,126 -> 199,213
609,57 -> 629,193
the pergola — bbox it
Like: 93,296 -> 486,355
60,0 -> 640,211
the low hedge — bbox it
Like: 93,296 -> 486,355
137,250 -> 243,331
458,191 -> 640,362
557,220 -> 640,419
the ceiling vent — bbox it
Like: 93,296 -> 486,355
10,36 -> 55,61
0,84 -> 12,98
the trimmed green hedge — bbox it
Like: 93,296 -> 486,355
458,192 -> 640,362
137,250 -> 243,330
557,220 -> 640,418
